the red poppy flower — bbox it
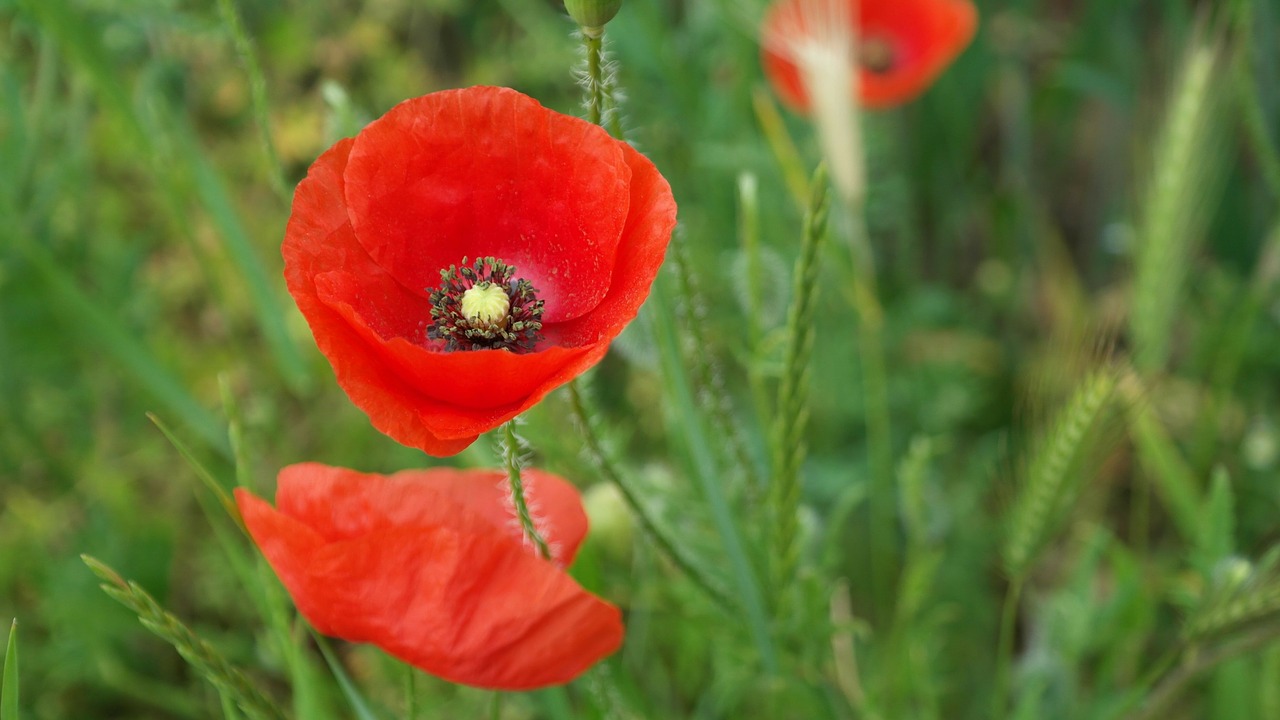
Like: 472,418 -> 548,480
761,0 -> 977,111
235,463 -> 623,690
284,86 -> 676,456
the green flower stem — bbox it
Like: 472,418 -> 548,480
1233,0 -> 1280,201
650,281 -> 778,673
215,0 -> 287,202
568,380 -> 733,610
502,421 -> 552,561
848,206 -> 896,626
991,576 -> 1024,719
583,28 -> 605,128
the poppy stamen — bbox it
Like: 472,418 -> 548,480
428,257 -> 545,353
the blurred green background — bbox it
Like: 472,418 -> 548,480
2,0 -> 1279,717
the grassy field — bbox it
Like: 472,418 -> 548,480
3,0 -> 1280,718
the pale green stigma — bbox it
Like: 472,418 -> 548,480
460,282 -> 511,325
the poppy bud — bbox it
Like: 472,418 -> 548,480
564,0 -> 622,30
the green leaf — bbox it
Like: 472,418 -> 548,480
2,619 -> 17,720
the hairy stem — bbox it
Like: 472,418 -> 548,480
501,421 -> 551,560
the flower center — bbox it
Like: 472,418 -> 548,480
460,283 -> 511,324
857,36 -> 896,74
427,257 -> 544,353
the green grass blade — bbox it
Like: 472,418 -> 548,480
215,0 -> 288,202
172,122 -> 311,394
147,413 -> 243,532
648,278 -> 777,673
312,634 -> 382,720
1123,384 -> 1203,545
2,620 -> 17,720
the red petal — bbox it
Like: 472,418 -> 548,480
343,86 -> 632,324
282,139 -> 475,455
234,467 -> 622,690
761,0 -> 977,111
553,140 -> 677,346
282,88 -> 677,455
273,463 -> 590,566
858,0 -> 977,109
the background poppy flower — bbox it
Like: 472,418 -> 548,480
761,0 -> 977,111
235,463 -> 624,690
284,86 -> 677,456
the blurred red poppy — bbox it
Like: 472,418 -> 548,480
761,0 -> 977,111
284,86 -> 676,456
236,463 -> 623,690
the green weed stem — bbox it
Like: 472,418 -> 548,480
216,0 -> 287,202
991,577 -> 1024,719
769,165 -> 830,595
568,381 -> 733,609
846,204 -> 897,625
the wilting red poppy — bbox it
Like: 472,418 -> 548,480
284,86 -> 676,456
236,463 -> 623,690
761,0 -> 977,111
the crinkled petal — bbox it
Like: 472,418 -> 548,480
553,141 -> 677,346
761,0 -> 977,111
343,86 -> 631,324
273,463 -> 589,566
281,139 -> 474,455
234,468 -> 622,690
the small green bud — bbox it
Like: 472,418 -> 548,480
564,0 -> 622,31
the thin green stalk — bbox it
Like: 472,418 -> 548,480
649,282 -> 778,672
739,172 -> 772,431
1233,0 -> 1280,201
847,205 -> 896,625
752,86 -> 809,209
769,166 -> 831,595
582,29 -> 605,128
312,633 -> 382,720
668,226 -> 763,494
501,421 -> 551,560
216,0 -> 287,202
568,381 -> 733,609
991,577 -> 1024,719
2,620 -> 16,720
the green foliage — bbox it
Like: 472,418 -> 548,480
3,0 -> 1280,717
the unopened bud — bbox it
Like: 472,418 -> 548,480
565,0 -> 622,31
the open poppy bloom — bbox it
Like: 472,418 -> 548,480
236,463 -> 624,690
761,0 -> 977,111
284,86 -> 677,456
